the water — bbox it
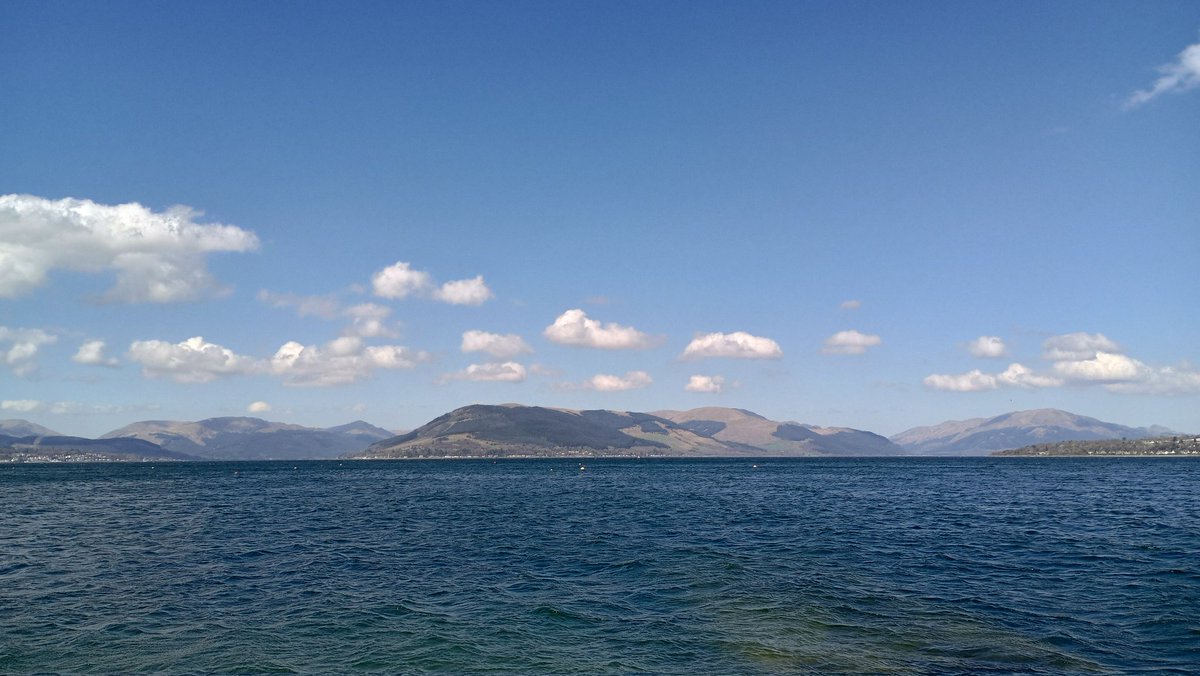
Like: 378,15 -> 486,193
2,458 -> 1197,673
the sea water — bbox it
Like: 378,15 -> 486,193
2,458 -> 1197,673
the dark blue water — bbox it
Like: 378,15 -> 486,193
2,458 -> 1198,673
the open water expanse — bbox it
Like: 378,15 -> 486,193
2,458 -> 1198,673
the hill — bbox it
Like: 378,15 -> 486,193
353,404 -> 747,458
890,409 -> 1169,455
0,433 -> 196,462
994,435 -> 1200,456
103,417 -> 393,460
353,404 -> 904,459
652,407 -> 905,456
0,419 -> 62,437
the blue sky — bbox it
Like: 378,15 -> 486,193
2,0 -> 1197,437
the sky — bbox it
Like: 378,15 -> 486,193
2,0 -> 1197,438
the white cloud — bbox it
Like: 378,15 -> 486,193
1042,332 -> 1121,361
440,361 -> 527,383
681,331 -> 782,360
583,370 -> 653,392
1,399 -> 143,416
1106,363 -> 1200,395
371,261 -> 433,299
923,369 -> 999,392
924,363 -> 1062,392
821,330 -> 882,355
1052,351 -> 1147,383
461,330 -> 533,359
968,336 -> 1007,359
1,399 -> 43,413
343,303 -> 398,338
0,326 -> 57,377
268,337 -> 431,387
256,290 -> 340,319
685,374 -> 725,393
128,336 -> 256,383
0,194 -> 259,302
247,401 -> 272,413
996,363 -> 1064,388
840,299 -> 862,310
1126,40 -> 1200,108
370,261 -> 492,305
433,276 -> 494,306
544,309 -> 655,350
72,339 -> 119,367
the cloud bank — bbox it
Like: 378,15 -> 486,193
0,194 -> 259,302
581,371 -> 653,391
72,340 -> 119,367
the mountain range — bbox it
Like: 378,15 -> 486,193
887,408 -> 1171,455
100,417 -> 395,460
1,407 -> 1177,461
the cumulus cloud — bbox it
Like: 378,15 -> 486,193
371,261 -> 493,305
821,330 -> 882,355
1042,332 -> 1121,361
685,374 -> 725,393
968,336 -> 1007,359
1052,351 -> 1147,383
433,276 -> 494,306
268,336 -> 431,387
247,401 -> 272,413
439,361 -> 527,383
544,309 -> 655,350
343,303 -> 398,338
461,330 -> 533,359
256,290 -> 340,319
1126,39 -> 1200,108
371,261 -> 432,299
681,331 -> 782,360
72,340 -> 119,367
923,363 -> 1062,392
0,194 -> 259,302
582,370 -> 653,391
928,331 -> 1200,396
840,299 -> 862,310
128,336 -> 256,383
0,326 -> 57,377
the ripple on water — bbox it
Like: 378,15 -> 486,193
1,458 -> 1198,672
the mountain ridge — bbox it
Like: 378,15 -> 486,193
890,408 -> 1171,455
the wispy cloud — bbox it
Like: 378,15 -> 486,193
577,370 -> 653,392
1125,39 -> 1200,108
461,330 -> 533,359
439,361 -> 527,383
1,326 -> 58,377
821,330 -> 881,355
0,194 -> 258,302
